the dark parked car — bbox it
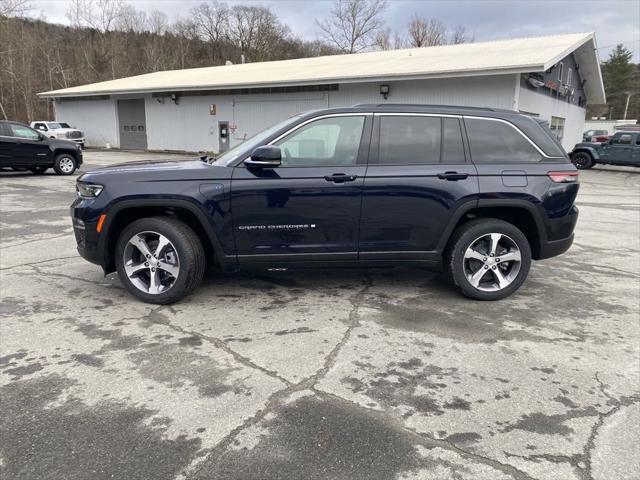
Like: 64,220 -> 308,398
0,120 -> 83,175
71,104 -> 579,304
582,129 -> 608,142
570,131 -> 640,169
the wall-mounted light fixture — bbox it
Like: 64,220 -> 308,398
380,84 -> 390,100
171,93 -> 179,105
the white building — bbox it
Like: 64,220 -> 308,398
39,32 -> 605,153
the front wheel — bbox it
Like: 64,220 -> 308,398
53,154 -> 77,175
571,152 -> 594,169
115,217 -> 205,304
446,219 -> 532,300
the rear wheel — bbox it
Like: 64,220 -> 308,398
115,217 -> 205,304
29,166 -> 48,175
571,152 -> 594,169
446,219 -> 532,300
53,154 -> 76,175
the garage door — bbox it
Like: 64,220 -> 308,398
233,95 -> 328,142
117,99 -> 147,150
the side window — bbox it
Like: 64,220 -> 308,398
612,134 -> 632,145
10,124 -> 41,140
550,116 -> 565,142
442,118 -> 466,163
558,62 -> 564,82
35,123 -> 47,131
466,118 -> 542,163
635,135 -> 640,145
0,124 -> 10,136
275,116 -> 365,166
378,116 -> 441,164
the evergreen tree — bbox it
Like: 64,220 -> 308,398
601,45 -> 637,120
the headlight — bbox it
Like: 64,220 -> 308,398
76,182 -> 103,198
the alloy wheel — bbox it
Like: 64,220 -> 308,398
463,233 -> 522,292
122,231 -> 180,294
58,157 -> 75,173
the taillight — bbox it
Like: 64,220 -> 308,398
548,171 -> 579,183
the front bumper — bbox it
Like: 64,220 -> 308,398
71,202 -> 102,267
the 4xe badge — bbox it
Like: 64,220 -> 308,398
238,224 -> 318,231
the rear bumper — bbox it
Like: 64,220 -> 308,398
538,233 -> 574,260
537,205 -> 578,260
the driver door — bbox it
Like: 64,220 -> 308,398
231,114 -> 371,263
9,124 -> 50,166
600,133 -> 634,164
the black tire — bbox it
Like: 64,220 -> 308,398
115,217 -> 205,304
571,152 -> 594,169
53,153 -> 77,175
446,218 -> 532,301
29,166 -> 48,174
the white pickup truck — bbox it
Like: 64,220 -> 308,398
30,121 -> 85,147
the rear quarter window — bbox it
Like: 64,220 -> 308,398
465,118 -> 542,163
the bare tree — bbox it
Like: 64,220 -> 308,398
115,4 -> 148,33
450,25 -> 473,44
0,0 -> 32,17
190,1 -> 229,62
66,0 -> 126,32
375,27 -> 406,51
407,15 -> 446,47
190,2 -> 228,43
316,0 -> 387,53
228,5 -> 289,61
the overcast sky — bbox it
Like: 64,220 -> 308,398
31,0 -> 640,61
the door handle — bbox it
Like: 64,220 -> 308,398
324,173 -> 358,183
437,171 -> 469,181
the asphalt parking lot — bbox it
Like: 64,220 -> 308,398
1,150 -> 639,480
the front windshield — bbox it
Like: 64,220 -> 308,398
59,122 -> 71,128
48,122 -> 65,129
212,115 -> 303,166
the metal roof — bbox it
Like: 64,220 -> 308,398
39,32 -> 605,103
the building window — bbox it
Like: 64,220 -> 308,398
557,62 -> 564,82
566,68 -> 572,87
550,116 -> 565,142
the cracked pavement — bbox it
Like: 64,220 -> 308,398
1,151 -> 639,480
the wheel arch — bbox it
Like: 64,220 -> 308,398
439,200 -> 547,260
99,199 -> 226,273
570,147 -> 599,161
53,148 -> 81,163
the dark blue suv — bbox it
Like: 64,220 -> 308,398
70,105 -> 579,304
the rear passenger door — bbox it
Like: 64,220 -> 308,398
359,114 -> 479,262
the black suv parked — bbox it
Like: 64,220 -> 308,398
71,105 -> 579,304
570,131 -> 640,169
0,121 -> 83,175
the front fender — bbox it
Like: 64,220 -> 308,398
571,145 -> 600,160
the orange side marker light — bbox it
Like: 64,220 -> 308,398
96,214 -> 107,233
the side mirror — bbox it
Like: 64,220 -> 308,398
245,146 -> 281,168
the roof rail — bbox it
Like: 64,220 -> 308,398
352,103 -> 495,110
